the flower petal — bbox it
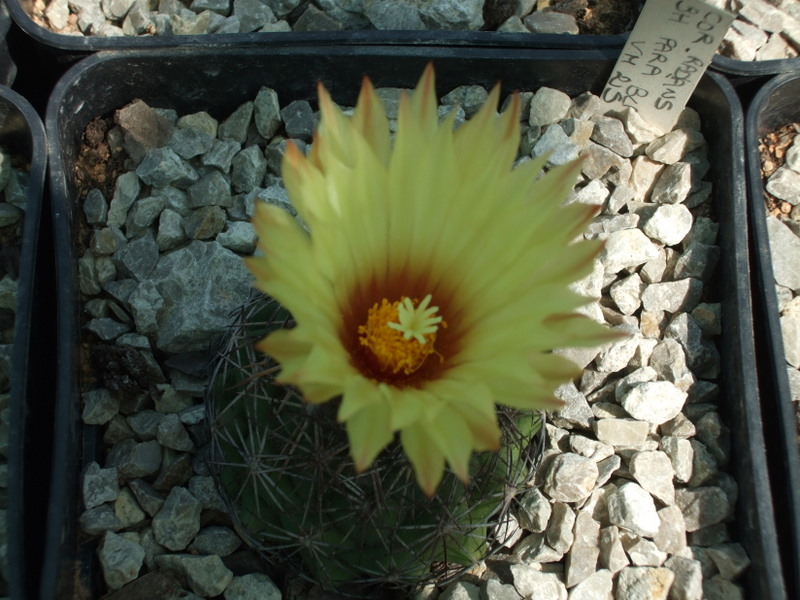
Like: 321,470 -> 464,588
351,76 -> 392,166
542,312 -> 625,348
424,379 -> 501,451
247,203 -> 338,329
258,330 -> 345,404
344,379 -> 393,472
384,384 -> 426,430
429,407 -> 475,484
406,62 -> 438,136
401,421 -> 445,497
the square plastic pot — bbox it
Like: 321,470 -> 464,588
11,0 -> 793,86
2,85 -> 49,600
6,0 -> 629,59
46,47 -> 784,599
744,71 -> 800,600
4,2 -> 634,129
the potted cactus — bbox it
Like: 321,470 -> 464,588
44,47 -> 785,599
205,64 -> 615,592
207,295 -> 546,591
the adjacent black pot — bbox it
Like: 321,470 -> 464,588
3,85 -> 49,600
45,46 -> 784,599
0,2 -> 17,86
6,0 -> 629,60
712,53 -> 800,79
745,71 -> 800,600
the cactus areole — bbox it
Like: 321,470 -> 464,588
208,64 -> 615,591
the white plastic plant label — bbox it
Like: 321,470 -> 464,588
601,0 -> 736,131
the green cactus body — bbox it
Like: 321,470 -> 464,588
206,293 -> 544,592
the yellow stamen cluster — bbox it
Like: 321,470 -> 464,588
358,295 -> 444,376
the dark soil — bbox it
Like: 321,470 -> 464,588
484,0 -> 641,33
759,122 -> 800,218
73,117 -> 128,205
73,116 -> 130,393
484,0 -> 642,34
566,0 -> 642,35
72,115 -> 128,261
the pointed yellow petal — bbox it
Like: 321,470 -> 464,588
529,352 -> 585,383
384,384 -> 426,430
450,388 -> 502,452
543,312 -> 626,348
344,381 -> 393,472
315,82 -> 355,168
446,356 -> 564,412
337,375 -> 383,422
257,330 -> 345,404
247,204 -> 339,332
401,422 -> 445,497
407,62 -> 437,135
453,82 -> 517,175
256,328 -> 311,371
351,76 -> 391,166
429,408 -> 474,484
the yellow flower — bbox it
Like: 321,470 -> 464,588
247,64 -> 614,496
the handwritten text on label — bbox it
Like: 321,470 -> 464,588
601,0 -> 735,131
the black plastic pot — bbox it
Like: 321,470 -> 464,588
6,0 -> 629,59
3,85 -> 49,600
4,0 -> 632,118
745,71 -> 800,600
0,2 -> 17,86
46,47 -> 784,599
711,53 -> 800,79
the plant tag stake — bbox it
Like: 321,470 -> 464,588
601,0 -> 735,132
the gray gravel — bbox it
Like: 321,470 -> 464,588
718,0 -> 800,60
0,148 -> 29,597
27,0 -> 800,63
